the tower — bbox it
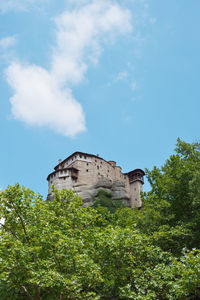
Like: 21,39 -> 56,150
127,169 -> 145,208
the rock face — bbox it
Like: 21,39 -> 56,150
73,178 -> 130,207
47,152 -> 145,208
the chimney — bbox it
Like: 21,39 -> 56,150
58,159 -> 62,164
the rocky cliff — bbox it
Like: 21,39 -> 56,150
73,178 -> 130,207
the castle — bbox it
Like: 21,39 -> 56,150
47,152 -> 145,208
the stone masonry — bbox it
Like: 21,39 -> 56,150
47,152 -> 145,208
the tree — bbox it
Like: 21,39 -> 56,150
126,139 -> 200,254
92,189 -> 125,214
0,185 -> 103,299
1,139 -> 200,300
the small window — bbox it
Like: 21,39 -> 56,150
86,169 -> 89,172
95,159 -> 97,162
98,172 -> 100,175
107,170 -> 109,172
87,163 -> 89,166
75,155 -> 77,159
97,166 -> 99,169
84,155 -> 86,159
80,155 -> 82,158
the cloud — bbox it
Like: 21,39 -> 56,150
130,81 -> 137,91
0,0 -> 50,13
0,36 -> 17,50
51,1 -> 132,85
6,63 -> 85,137
6,1 -> 132,137
115,71 -> 128,81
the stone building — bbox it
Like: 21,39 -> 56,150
47,152 -> 145,208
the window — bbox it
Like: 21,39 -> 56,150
87,163 -> 89,166
107,170 -> 109,172
80,155 -> 82,158
95,159 -> 97,162
97,166 -> 99,169
86,169 -> 89,172
84,155 -> 86,159
75,155 -> 77,159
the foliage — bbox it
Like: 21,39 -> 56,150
124,139 -> 200,255
92,189 -> 125,213
1,185 -> 200,299
1,139 -> 200,299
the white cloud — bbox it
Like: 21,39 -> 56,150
115,71 -> 128,81
6,1 -> 132,137
6,63 -> 85,137
130,81 -> 137,91
0,36 -> 17,50
0,0 -> 50,13
51,1 -> 132,85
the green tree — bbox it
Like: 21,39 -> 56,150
92,189 -> 125,213
1,156 -> 200,300
125,139 -> 200,254
0,185 -> 103,299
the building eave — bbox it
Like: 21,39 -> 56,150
54,151 -> 104,170
125,169 -> 145,176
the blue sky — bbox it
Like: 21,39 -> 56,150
0,0 -> 199,196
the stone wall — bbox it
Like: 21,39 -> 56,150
47,152 -> 143,208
